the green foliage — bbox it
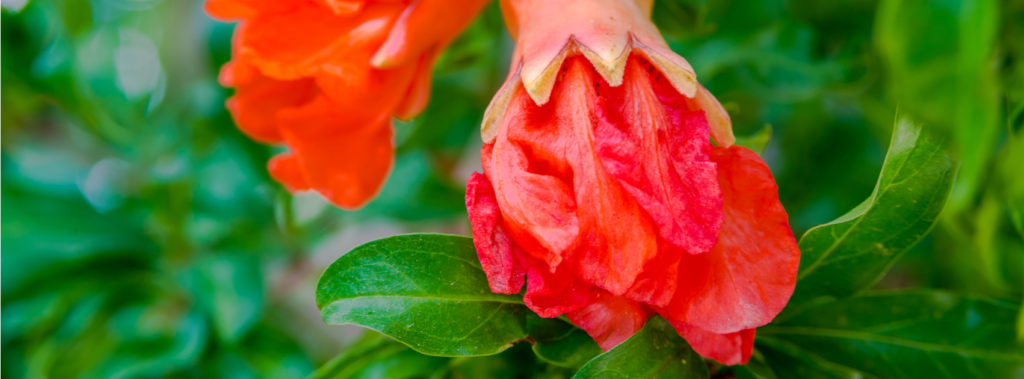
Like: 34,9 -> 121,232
310,109 -> 1019,377
528,316 -> 603,368
316,235 -> 529,357
761,291 -> 1024,378
2,0 -> 1023,377
573,317 -> 708,379
876,0 -> 1000,209
790,116 -> 957,306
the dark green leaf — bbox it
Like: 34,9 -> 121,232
316,234 -> 528,357
527,316 -> 602,368
733,351 -> 778,379
789,116 -> 956,306
760,291 -> 1024,378
573,317 -> 708,379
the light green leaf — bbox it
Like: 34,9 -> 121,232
734,124 -> 773,154
573,317 -> 708,379
316,234 -> 528,357
789,116 -> 956,306
875,0 -> 999,208
760,291 -> 1024,378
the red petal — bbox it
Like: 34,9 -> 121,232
274,96 -> 394,209
558,58 -> 658,295
489,85 -> 580,268
317,0 -> 364,15
313,52 -> 417,126
594,56 -> 722,254
624,241 -> 682,308
222,61 -> 318,144
671,322 -> 755,365
567,292 -> 649,350
466,172 -> 526,294
393,52 -> 436,120
520,254 -> 594,318
662,145 -> 800,334
236,3 -> 400,79
268,152 -> 310,192
205,0 -> 276,20
371,0 -> 488,68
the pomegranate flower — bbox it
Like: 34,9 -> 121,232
208,0 -> 486,208
466,0 -> 800,365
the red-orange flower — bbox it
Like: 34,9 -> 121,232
466,0 -> 800,365
208,0 -> 486,208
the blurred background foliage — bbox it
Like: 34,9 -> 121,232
1,0 -> 1021,377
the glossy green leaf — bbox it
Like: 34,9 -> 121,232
316,234 -> 528,357
789,116 -> 956,305
759,291 -> 1024,378
573,317 -> 708,379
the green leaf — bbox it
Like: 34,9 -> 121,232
733,351 -> 778,379
185,253 -> 264,343
759,291 -> 1024,378
734,124 -> 773,154
875,0 -> 1000,208
573,317 -> 708,379
789,116 -> 956,306
527,316 -> 602,368
316,234 -> 528,357
311,333 -> 449,379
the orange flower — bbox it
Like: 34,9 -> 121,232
466,0 -> 799,365
208,0 -> 487,208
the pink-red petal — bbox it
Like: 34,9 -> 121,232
662,145 -> 800,334
558,58 -> 658,295
594,57 -> 722,255
567,292 -> 649,350
670,322 -> 755,366
489,85 -> 580,268
466,172 -> 527,295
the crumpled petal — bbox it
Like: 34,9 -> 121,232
623,240 -> 682,308
235,3 -> 401,80
211,0 -> 486,209
557,58 -> 658,295
594,58 -> 722,254
466,172 -> 527,294
521,258 -> 595,318
273,96 -> 394,209
372,0 -> 486,68
567,291 -> 649,350
489,85 -> 580,268
466,1 -> 797,366
660,145 -> 800,334
481,0 -> 709,142
220,60 -> 317,144
313,51 -> 418,126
